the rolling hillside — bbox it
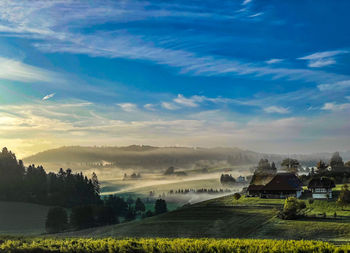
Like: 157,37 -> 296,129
62,194 -> 350,242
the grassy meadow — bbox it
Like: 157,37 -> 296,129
61,190 -> 350,242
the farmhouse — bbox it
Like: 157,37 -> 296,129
247,173 -> 303,199
308,177 -> 335,199
247,184 -> 264,197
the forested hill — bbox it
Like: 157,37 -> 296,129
23,146 -> 350,170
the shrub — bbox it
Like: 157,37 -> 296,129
278,197 -> 306,220
233,193 -> 241,200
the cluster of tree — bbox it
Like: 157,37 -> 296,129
220,174 -> 236,185
168,188 -> 232,195
278,197 -> 306,220
257,159 -> 277,173
300,152 -> 350,184
281,158 -> 300,174
46,196 -> 168,233
0,147 -> 100,207
123,173 -> 141,180
163,166 -> 187,176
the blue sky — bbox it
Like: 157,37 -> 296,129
0,0 -> 349,157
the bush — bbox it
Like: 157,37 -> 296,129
337,184 -> 350,207
45,207 -> 68,233
278,197 -> 306,220
308,199 -> 314,204
233,193 -> 241,200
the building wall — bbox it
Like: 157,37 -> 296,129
312,188 -> 332,199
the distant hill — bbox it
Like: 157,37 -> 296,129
24,145 -> 350,170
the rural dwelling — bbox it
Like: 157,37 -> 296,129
247,185 -> 264,197
308,177 -> 335,199
260,173 -> 303,199
247,173 -> 303,199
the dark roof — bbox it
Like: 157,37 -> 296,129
262,173 -> 302,191
247,185 -> 264,191
308,177 -> 335,189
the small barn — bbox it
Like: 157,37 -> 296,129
308,177 -> 335,199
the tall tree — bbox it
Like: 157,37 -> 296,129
45,207 -> 68,233
135,198 -> 146,213
330,152 -> 344,169
155,199 -> 167,215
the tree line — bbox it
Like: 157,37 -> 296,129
0,147 -> 168,233
0,147 -> 100,207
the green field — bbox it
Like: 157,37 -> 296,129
0,237 -> 349,253
0,201 -> 49,235
63,193 -> 350,242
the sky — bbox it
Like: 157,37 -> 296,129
0,0 -> 350,158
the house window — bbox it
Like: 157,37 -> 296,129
315,188 -> 326,193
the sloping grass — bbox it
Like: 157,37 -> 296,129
0,201 -> 50,235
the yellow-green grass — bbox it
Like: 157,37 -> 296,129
0,201 -> 50,235
1,237 -> 350,252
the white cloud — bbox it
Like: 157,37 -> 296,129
161,102 -> 179,110
144,103 -> 156,111
42,93 -> 55,100
242,0 -> 252,5
346,96 -> 350,101
318,80 -> 350,91
298,50 -> 349,68
264,106 -> 290,114
322,102 -> 350,111
0,56 -> 58,83
117,103 -> 137,112
249,12 -> 263,18
174,94 -> 201,107
265,58 -> 283,64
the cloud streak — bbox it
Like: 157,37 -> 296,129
298,50 -> 349,68
42,93 -> 55,100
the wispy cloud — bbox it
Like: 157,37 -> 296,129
298,50 -> 349,68
0,1 -> 346,85
249,12 -> 263,18
42,93 -> 55,100
322,102 -> 350,111
265,58 -> 283,64
161,102 -> 179,110
318,80 -> 350,91
117,103 -> 137,112
242,0 -> 252,6
264,106 -> 290,114
0,56 -> 58,83
144,103 -> 156,111
174,94 -> 201,107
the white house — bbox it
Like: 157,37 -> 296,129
308,177 -> 335,199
